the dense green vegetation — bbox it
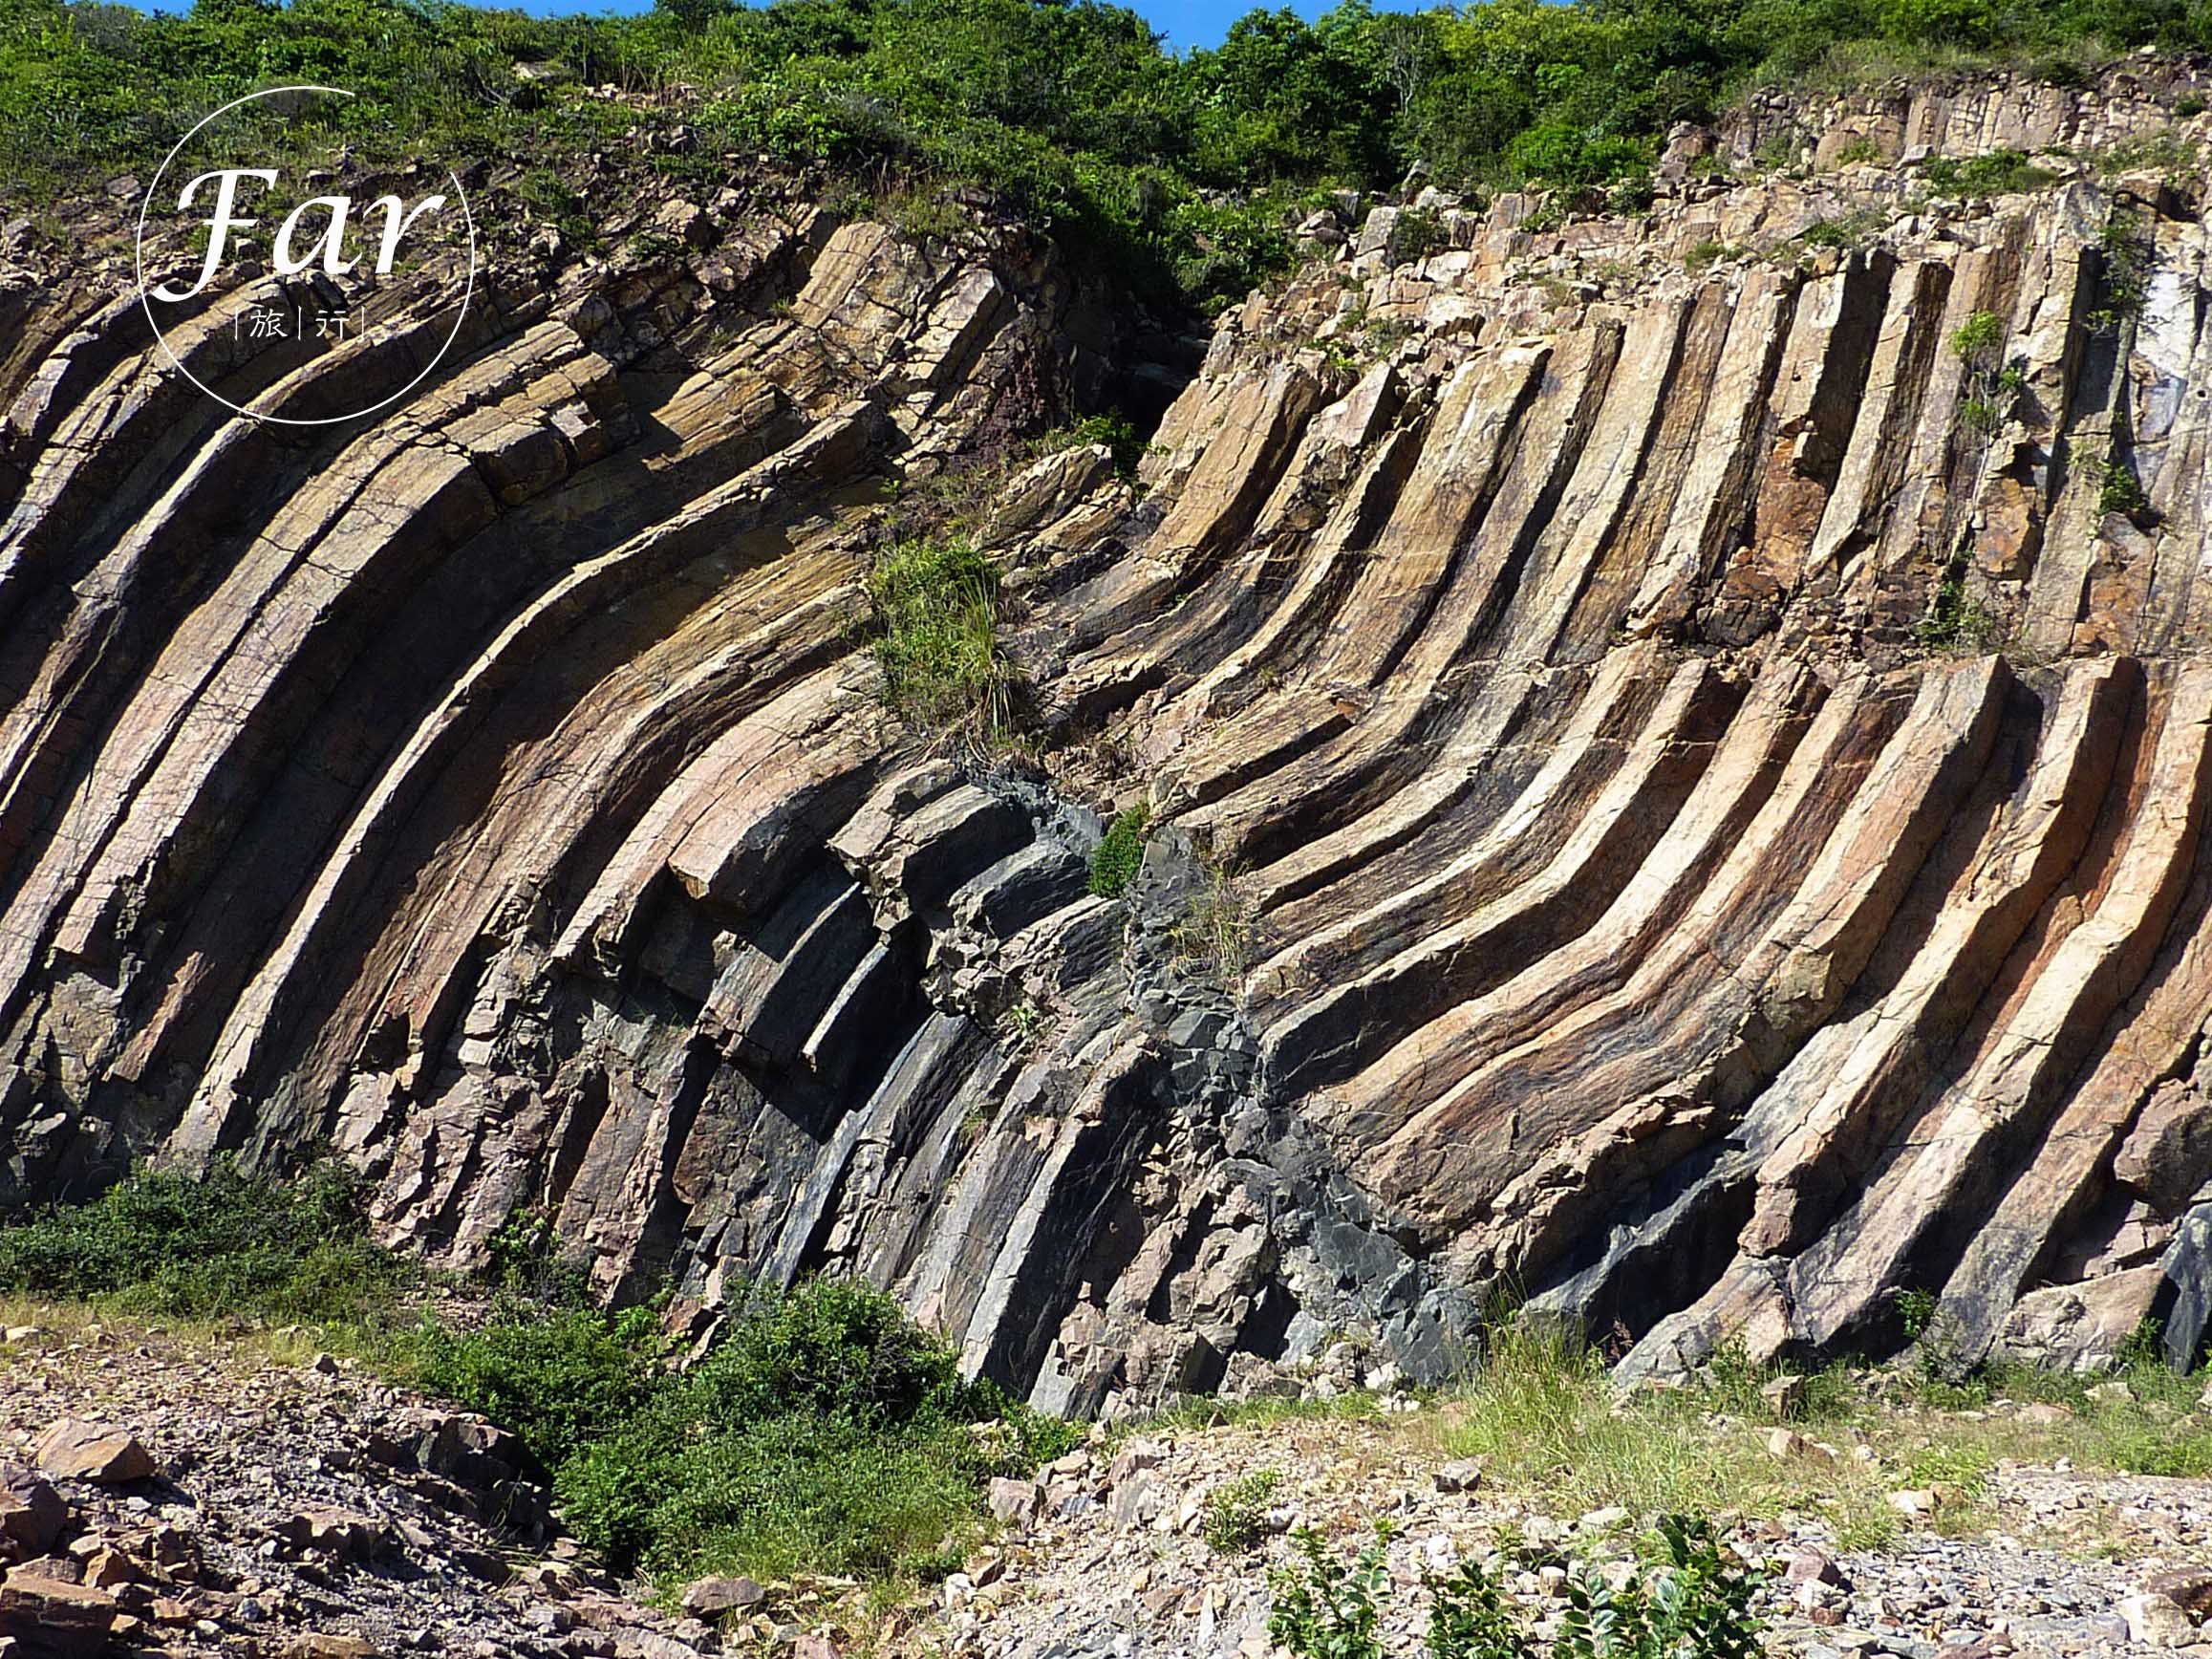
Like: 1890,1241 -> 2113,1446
1266,1511 -> 1764,1659
1087,802 -> 1149,896
5,0 -> 2204,309
0,1163 -> 1075,1593
0,1158 -> 411,1325
865,534 -> 1016,738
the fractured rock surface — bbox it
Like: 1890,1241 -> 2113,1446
7,66 -> 2212,1408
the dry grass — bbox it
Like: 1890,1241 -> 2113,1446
1276,1322 -> 2212,1557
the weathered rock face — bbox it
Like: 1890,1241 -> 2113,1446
6,66 -> 2212,1411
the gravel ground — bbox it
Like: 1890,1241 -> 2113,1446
901,1409 -> 2212,1659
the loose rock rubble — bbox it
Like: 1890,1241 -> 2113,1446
896,1411 -> 2212,1659
0,1324 -> 735,1659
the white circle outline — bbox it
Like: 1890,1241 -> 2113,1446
135,84 -> 478,428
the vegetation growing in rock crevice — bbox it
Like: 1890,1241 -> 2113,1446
1914,561 -> 2002,652
5,0 -> 2202,312
1088,802 -> 1151,897
865,534 -> 1018,742
0,1164 -> 1077,1593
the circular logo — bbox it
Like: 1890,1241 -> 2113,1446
135,85 -> 478,428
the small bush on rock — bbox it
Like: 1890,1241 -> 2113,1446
1202,1468 -> 1281,1553
1089,804 -> 1150,898
866,536 -> 1014,740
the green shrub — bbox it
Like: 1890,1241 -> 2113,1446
2093,452 -> 2148,518
1278,1515 -> 1767,1659
1202,1468 -> 1281,1553
1915,571 -> 2001,652
1949,311 -> 2005,362
1,1170 -> 1077,1594
1555,1517 -> 1764,1659
1089,804 -> 1150,898
866,537 -> 1014,738
1922,149 -> 2058,197
1268,1523 -> 1390,1659
1426,1555 -> 1527,1659
410,1302 -> 663,1474
0,1158 -> 408,1326
551,1279 -> 1079,1581
1036,412 -> 1150,480
1386,205 -> 1446,266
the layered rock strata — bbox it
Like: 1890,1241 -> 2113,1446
6,66 -> 2212,1410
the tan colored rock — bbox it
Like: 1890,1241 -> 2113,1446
678,1575 -> 763,1617
0,1574 -> 117,1656
2118,1592 -> 2199,1648
32,1422 -> 152,1485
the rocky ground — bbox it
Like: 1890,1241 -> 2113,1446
0,1313 -> 812,1659
8,1312 -> 2212,1659
905,1394 -> 2212,1659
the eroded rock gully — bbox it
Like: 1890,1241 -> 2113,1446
7,66 -> 2212,1414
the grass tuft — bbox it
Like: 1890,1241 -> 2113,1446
865,536 -> 1016,741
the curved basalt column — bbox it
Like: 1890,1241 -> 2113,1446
8,68 -> 2212,1410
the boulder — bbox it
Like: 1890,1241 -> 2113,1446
0,1470 -> 66,1563
272,1508 -> 390,1564
286,1637 -> 378,1659
0,1574 -> 118,1656
986,1477 -> 1041,1526
2118,1591 -> 2198,1648
2142,1569 -> 2212,1620
1759,1373 -> 1808,1417
1431,1458 -> 1484,1494
1786,1546 -> 1849,1588
31,1422 -> 152,1485
678,1575 -> 764,1617
2114,1081 -> 2212,1212
1994,1268 -> 2165,1372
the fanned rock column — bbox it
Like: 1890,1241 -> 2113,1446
6,64 -> 2212,1411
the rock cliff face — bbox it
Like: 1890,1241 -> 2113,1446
6,65 -> 2212,1412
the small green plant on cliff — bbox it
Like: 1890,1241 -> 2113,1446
1922,148 -> 2057,197
1915,566 -> 2003,653
1035,413 -> 1151,482
1268,1522 -> 1391,1659
1089,804 -> 1151,898
2094,207 -> 2153,326
866,536 -> 1015,740
1386,205 -> 1447,267
1174,861 -> 1257,982
1948,312 -> 2023,440
1202,1468 -> 1283,1554
1894,1285 -> 1938,1342
2090,451 -> 2150,519
1950,310 -> 2005,363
